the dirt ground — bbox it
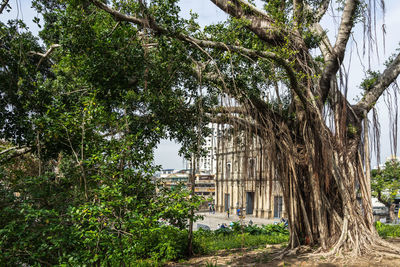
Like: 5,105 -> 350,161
168,238 -> 400,267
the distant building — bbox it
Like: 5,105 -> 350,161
158,169 -> 215,198
215,131 -> 285,219
158,169 -> 176,178
158,169 -> 189,189
185,123 -> 218,174
192,173 -> 215,197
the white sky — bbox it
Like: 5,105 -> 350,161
2,0 -> 399,169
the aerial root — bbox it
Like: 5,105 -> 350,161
374,238 -> 400,254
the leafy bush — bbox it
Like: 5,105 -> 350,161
230,221 -> 243,232
244,224 -> 264,235
260,223 -> 290,236
375,221 -> 400,238
0,168 -> 202,265
214,227 -> 233,235
221,221 -> 289,236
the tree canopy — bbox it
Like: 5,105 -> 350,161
371,158 -> 400,207
0,1 -> 209,264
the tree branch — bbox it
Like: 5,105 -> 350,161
333,0 -> 359,58
320,0 -> 359,102
0,147 -> 31,164
29,44 -> 61,68
315,0 -> 330,23
311,23 -> 333,61
355,52 -> 400,113
208,1 -> 308,107
91,0 -> 167,34
91,0 -> 309,111
92,1 -> 271,58
304,1 -> 333,60
90,0 -> 301,95
210,0 -> 304,49
0,146 -> 18,156
293,0 -> 304,31
213,106 -> 247,115
0,0 -> 9,14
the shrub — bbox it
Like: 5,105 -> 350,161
375,222 -> 400,238
0,173 -> 200,266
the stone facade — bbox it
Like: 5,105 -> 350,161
215,132 -> 285,219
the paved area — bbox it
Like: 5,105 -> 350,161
195,212 -> 279,230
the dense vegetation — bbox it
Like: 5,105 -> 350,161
0,151 -> 204,265
1,1 -> 208,265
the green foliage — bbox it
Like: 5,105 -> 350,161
371,159 -> 400,206
375,222 -> 400,239
347,123 -> 358,138
0,160 -> 202,265
0,1 -> 209,265
0,20 -> 52,145
197,234 -> 287,253
360,70 -> 380,91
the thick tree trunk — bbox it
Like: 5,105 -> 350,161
273,112 -> 400,257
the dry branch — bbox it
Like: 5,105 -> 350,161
29,44 -> 61,68
0,147 -> 31,164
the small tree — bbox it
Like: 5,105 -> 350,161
371,159 -> 400,220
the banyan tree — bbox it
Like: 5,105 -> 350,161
89,0 -> 400,256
